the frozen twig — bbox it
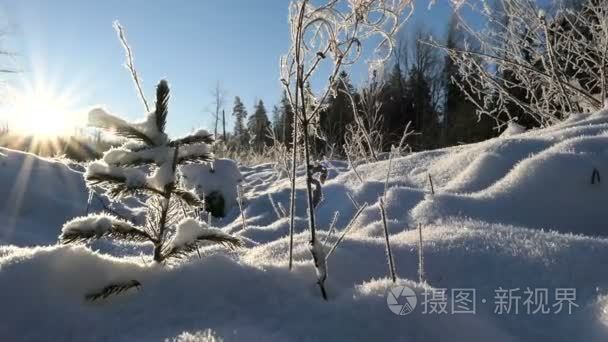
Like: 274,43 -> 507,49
379,198 -> 396,283
113,21 -> 150,112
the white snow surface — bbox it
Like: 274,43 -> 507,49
181,158 -> 242,213
168,218 -> 234,250
62,214 -> 123,236
87,160 -> 147,188
500,121 -> 526,137
2,112 -> 608,340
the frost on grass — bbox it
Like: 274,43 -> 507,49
310,240 -> 327,286
166,329 -> 223,342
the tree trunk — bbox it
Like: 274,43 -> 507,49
153,146 -> 179,262
288,100 -> 299,270
222,109 -> 227,142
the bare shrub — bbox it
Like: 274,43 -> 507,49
433,0 -> 608,128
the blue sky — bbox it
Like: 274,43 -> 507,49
0,0 -> 453,136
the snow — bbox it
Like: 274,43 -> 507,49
61,214 -> 139,239
178,142 -> 211,160
168,218 -> 236,250
181,159 -> 242,214
102,146 -> 136,165
89,107 -> 168,146
147,161 -> 175,191
87,160 -> 147,188
62,214 -> 115,236
0,148 -> 88,246
191,128 -> 211,137
3,220 -> 608,341
500,121 -> 526,137
168,329 -> 223,342
3,110 -> 608,340
310,239 -> 327,284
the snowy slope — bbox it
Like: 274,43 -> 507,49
2,111 -> 608,341
0,148 -> 88,246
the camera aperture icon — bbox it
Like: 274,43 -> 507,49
387,285 -> 417,315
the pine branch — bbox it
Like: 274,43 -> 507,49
177,153 -> 214,165
60,220 -> 151,244
86,173 -> 165,199
102,149 -> 156,167
173,187 -> 203,207
155,80 -> 170,134
89,108 -> 155,146
105,224 -> 153,242
170,132 -> 215,147
85,280 -> 141,301
162,233 -> 242,260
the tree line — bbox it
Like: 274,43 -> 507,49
218,17 -> 500,159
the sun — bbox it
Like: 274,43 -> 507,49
6,82 -> 84,137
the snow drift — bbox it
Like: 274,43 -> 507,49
2,110 -> 608,340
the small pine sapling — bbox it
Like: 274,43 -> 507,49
60,80 -> 241,269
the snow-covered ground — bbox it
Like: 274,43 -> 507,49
2,110 -> 608,341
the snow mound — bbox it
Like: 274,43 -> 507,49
294,113 -> 608,237
168,218 -> 237,250
3,219 -> 608,341
4,110 -> 608,340
500,121 -> 526,137
181,159 -> 242,215
0,148 -> 88,246
411,134 -> 608,235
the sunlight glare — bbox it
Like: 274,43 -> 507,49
6,81 -> 84,136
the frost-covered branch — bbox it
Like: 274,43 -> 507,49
60,214 -> 151,244
114,21 -> 150,112
281,0 -> 413,300
436,0 -> 608,127
162,218 -> 242,259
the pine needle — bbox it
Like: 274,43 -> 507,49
162,233 -> 242,260
85,280 -> 141,301
155,80 -> 170,133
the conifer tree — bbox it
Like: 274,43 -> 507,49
232,96 -> 249,147
320,71 -> 356,153
247,99 -> 271,153
443,14 -> 495,145
381,63 -> 409,147
272,105 -> 282,141
59,80 -> 241,264
404,66 -> 436,149
278,91 -> 295,147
